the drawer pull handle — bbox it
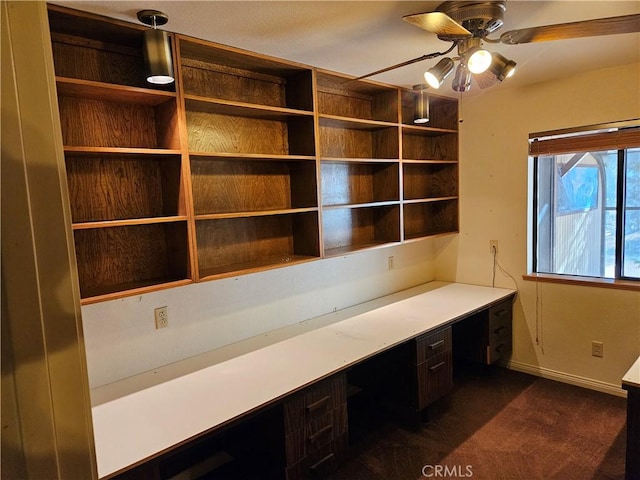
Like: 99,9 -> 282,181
493,326 -> 507,335
429,361 -> 446,371
308,424 -> 333,444
310,453 -> 335,471
307,395 -> 331,413
493,309 -> 508,318
428,339 -> 445,350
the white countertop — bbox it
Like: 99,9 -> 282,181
623,355 -> 640,390
91,281 -> 515,478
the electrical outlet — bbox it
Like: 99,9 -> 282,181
489,240 -> 499,255
592,341 -> 604,358
388,255 -> 394,270
154,306 -> 169,329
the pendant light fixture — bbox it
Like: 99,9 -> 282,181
137,10 -> 174,85
413,84 -> 430,124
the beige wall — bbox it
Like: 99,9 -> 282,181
436,62 -> 640,393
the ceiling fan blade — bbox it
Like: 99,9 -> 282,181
499,13 -> 640,45
349,54 -> 435,82
403,11 -> 472,39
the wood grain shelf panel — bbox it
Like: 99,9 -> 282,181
185,96 -> 313,120
402,132 -> 458,161
402,196 -> 459,205
322,205 -> 400,254
191,156 -> 317,215
65,153 -> 183,223
400,90 -> 458,131
80,280 -> 193,306
322,161 -> 399,207
319,115 -> 397,131
195,212 -> 320,279
316,70 -> 398,123
320,125 -> 398,160
403,199 -> 459,240
403,163 -> 458,200
72,216 -> 188,230
402,125 -> 458,136
195,208 -> 318,221
179,37 -> 313,111
189,152 -> 316,162
56,77 -> 176,105
74,222 -> 190,300
64,146 -> 182,156
186,110 -> 315,156
58,96 -> 179,149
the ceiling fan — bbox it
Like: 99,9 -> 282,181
354,1 -> 640,93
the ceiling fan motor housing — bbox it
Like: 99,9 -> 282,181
437,0 -> 506,39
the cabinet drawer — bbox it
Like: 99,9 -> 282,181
285,404 -> 347,466
285,433 -> 348,480
416,350 -> 453,409
284,374 -> 346,433
488,300 -> 512,330
415,327 -> 452,364
487,340 -> 512,365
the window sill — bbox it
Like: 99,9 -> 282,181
523,273 -> 640,291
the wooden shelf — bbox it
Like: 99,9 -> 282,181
189,152 -> 316,161
401,124 -> 458,136
80,279 -> 193,306
319,115 -> 397,131
185,95 -> 313,120
56,77 -> 177,105
72,216 -> 188,230
64,146 -> 182,156
195,208 -> 318,221
198,255 -> 318,280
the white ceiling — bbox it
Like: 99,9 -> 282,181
52,1 -> 640,97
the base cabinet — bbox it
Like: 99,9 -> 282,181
413,327 -> 454,410
283,374 -> 348,480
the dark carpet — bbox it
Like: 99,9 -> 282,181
329,366 -> 627,480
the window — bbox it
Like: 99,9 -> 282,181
530,122 -> 640,281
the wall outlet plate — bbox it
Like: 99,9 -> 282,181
154,306 -> 169,329
591,341 -> 603,358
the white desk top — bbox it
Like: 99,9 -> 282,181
91,281 -> 515,478
623,356 -> 640,390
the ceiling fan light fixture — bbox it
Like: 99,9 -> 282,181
413,84 -> 430,124
452,64 -> 472,93
466,47 -> 492,74
489,52 -> 517,81
424,57 -> 455,89
138,10 -> 175,85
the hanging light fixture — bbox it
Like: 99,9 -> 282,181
488,52 -> 517,81
424,57 -> 454,89
137,10 -> 175,85
452,64 -> 472,93
413,84 -> 430,124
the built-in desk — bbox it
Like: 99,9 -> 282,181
623,356 -> 640,480
91,281 -> 515,479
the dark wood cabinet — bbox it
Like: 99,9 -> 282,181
413,327 -> 454,410
283,374 -> 348,480
453,298 -> 514,365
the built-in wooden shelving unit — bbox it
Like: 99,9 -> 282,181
47,4 -> 459,304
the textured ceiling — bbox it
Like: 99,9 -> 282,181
52,1 -> 640,97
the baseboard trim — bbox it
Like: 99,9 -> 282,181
506,360 -> 627,398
